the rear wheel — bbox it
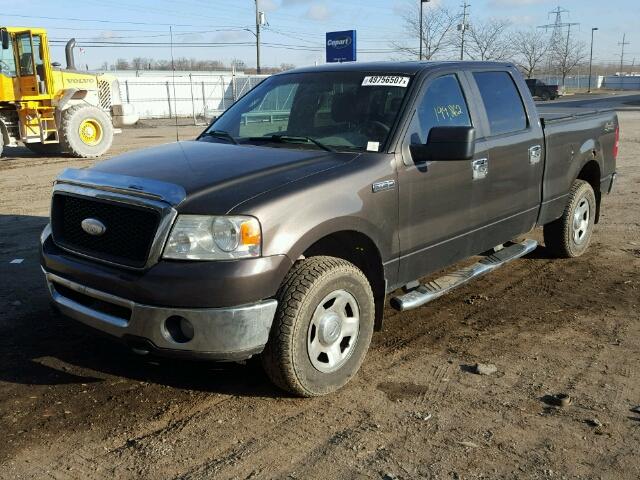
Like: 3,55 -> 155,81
544,179 -> 596,258
25,143 -> 62,156
541,91 -> 551,101
60,105 -> 113,158
261,256 -> 375,397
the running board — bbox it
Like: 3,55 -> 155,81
390,239 -> 538,312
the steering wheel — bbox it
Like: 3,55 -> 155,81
357,120 -> 390,138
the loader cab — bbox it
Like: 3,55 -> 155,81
0,27 -> 52,100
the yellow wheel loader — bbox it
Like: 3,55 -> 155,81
0,27 -> 137,158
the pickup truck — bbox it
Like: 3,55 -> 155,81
40,61 -> 618,397
525,78 -> 562,101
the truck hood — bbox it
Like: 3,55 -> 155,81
90,140 -> 356,213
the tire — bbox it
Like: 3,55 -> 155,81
0,133 -> 3,157
544,179 -> 596,258
541,91 -> 551,101
59,105 -> 113,158
261,256 -> 375,397
25,142 -> 62,156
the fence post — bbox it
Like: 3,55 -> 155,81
125,80 -> 130,103
221,75 -> 226,111
201,81 -> 206,118
166,81 -> 172,119
189,74 -> 196,125
232,69 -> 237,102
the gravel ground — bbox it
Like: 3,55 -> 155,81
0,111 -> 638,480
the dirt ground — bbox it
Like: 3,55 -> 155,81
0,111 -> 638,480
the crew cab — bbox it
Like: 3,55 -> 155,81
41,62 -> 618,396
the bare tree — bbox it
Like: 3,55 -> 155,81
513,28 -> 549,78
465,19 -> 513,61
390,1 -> 457,60
552,35 -> 587,85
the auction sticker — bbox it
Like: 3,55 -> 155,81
362,76 -> 410,87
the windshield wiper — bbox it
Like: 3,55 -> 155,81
248,134 -> 336,152
200,130 -> 238,145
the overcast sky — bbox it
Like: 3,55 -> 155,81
4,0 -> 638,70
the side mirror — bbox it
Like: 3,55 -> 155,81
1,30 -> 9,50
410,126 -> 476,163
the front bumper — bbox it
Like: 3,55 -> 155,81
45,270 -> 278,361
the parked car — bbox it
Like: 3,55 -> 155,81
41,61 -> 618,396
526,78 -> 562,100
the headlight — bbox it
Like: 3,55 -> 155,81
163,215 -> 261,260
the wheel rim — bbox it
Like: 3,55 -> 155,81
307,289 -> 360,373
78,118 -> 103,146
572,195 -> 590,245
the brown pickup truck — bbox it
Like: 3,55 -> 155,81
40,61 -> 618,396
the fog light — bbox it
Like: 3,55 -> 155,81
164,315 -> 194,343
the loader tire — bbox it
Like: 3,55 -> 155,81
25,143 -> 62,156
60,105 -> 113,158
261,256 -> 375,397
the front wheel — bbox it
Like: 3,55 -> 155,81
544,179 -> 596,258
261,256 -> 375,397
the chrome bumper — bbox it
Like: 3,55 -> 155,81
44,271 -> 278,360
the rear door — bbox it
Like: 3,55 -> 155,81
463,69 -> 544,251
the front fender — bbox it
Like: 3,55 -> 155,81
232,153 -> 399,268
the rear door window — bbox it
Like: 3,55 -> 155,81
472,71 -> 528,136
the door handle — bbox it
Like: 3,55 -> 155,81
529,145 -> 542,165
472,158 -> 488,180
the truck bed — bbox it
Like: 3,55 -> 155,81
536,103 -> 617,226
536,104 -> 614,124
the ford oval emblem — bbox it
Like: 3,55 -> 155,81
81,218 -> 107,236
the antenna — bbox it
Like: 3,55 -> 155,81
170,25 -> 179,142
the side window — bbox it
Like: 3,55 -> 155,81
473,71 -> 527,136
16,33 -> 34,76
410,74 -> 472,144
0,34 -> 17,77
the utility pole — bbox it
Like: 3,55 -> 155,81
618,33 -> 630,75
419,0 -> 430,61
588,27 -> 598,93
458,1 -> 470,61
255,0 -> 261,74
538,7 -> 578,81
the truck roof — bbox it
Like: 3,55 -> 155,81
285,61 -> 514,75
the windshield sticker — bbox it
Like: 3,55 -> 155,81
362,76 -> 410,88
366,141 -> 380,152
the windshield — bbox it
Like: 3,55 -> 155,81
203,71 -> 412,152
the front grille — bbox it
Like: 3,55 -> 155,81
51,193 -> 161,268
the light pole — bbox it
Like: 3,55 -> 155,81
255,0 -> 261,74
588,27 -> 598,93
419,0 -> 430,60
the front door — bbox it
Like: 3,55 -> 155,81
396,72 -> 482,283
14,31 -> 40,97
